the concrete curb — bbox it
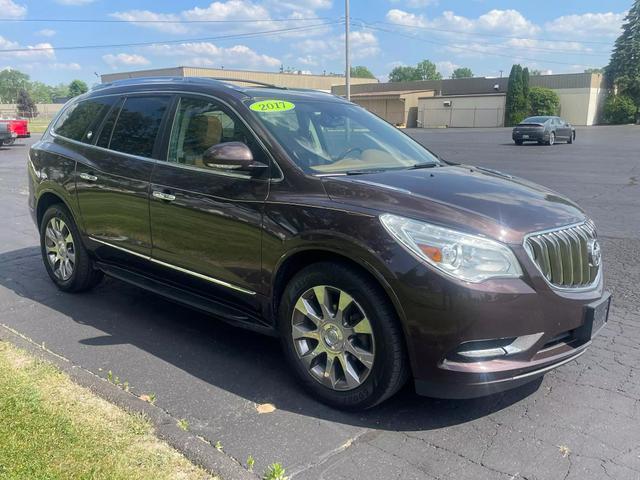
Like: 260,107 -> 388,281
0,324 -> 258,480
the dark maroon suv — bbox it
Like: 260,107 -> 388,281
28,77 -> 610,409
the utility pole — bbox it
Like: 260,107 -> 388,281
345,0 -> 351,101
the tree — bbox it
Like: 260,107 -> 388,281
388,60 -> 442,82
606,0 -> 640,109
51,83 -> 70,101
17,88 -> 37,118
603,95 -> 637,124
0,69 -> 30,103
68,79 -> 88,97
522,67 -> 531,114
530,69 -> 544,76
388,65 -> 420,82
505,64 -> 529,126
451,67 -> 473,79
28,81 -> 54,103
529,87 -> 561,116
350,65 -> 376,79
415,60 -> 442,80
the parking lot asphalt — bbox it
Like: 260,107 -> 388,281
1,127 -> 639,480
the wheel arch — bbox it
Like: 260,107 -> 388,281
270,247 -> 410,347
36,190 -> 74,228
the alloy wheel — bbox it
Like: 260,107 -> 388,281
44,217 -> 76,281
291,285 -> 375,391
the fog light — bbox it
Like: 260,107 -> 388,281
454,338 -> 516,360
449,333 -> 544,362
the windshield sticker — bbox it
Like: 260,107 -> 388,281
250,100 -> 295,113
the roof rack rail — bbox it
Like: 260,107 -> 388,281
209,77 -> 287,89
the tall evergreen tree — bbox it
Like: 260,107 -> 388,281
522,67 -> 531,116
17,88 -> 37,118
606,0 -> 640,106
505,65 -> 528,126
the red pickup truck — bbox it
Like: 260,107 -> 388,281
0,119 -> 30,145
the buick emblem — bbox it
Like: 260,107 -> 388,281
587,239 -> 602,267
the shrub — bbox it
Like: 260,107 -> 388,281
603,95 -> 637,124
529,87 -> 561,116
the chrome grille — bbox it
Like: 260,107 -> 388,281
524,220 -> 600,289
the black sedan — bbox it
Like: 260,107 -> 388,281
512,116 -> 576,145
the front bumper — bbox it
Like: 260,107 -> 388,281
392,246 -> 609,399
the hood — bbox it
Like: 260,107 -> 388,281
322,165 -> 585,244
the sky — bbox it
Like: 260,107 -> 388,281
0,0 -> 634,86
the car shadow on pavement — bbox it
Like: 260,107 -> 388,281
0,246 -> 541,432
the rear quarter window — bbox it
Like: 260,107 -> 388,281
54,97 -> 117,143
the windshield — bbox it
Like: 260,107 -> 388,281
521,116 -> 551,124
246,98 -> 439,174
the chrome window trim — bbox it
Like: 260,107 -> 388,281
51,89 -> 284,182
89,236 -> 256,295
522,220 -> 602,292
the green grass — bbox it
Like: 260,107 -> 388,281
28,120 -> 51,134
0,342 -> 217,480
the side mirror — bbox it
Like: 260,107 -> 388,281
202,142 -> 268,175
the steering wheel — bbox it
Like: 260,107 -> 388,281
334,146 -> 363,161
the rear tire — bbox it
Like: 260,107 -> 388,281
40,204 -> 103,293
3,138 -> 15,146
547,132 -> 556,146
568,132 -> 574,144
278,262 -> 409,410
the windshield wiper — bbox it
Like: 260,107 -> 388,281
408,162 -> 439,170
345,168 -> 392,175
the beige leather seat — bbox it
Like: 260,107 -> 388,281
183,115 -> 223,168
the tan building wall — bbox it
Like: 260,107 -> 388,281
101,66 -> 378,92
0,103 -> 64,119
419,94 -> 506,128
351,90 -> 434,127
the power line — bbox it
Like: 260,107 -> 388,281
0,16 -> 335,24
360,23 -> 604,69
0,21 -> 340,53
363,19 -> 616,47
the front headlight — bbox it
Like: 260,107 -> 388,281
380,214 -> 522,283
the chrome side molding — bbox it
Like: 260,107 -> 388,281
88,236 -> 256,295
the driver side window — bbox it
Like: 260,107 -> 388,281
168,96 -> 255,168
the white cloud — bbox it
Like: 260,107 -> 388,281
36,29 -> 57,37
389,0 -> 438,8
0,0 -> 26,18
0,35 -> 55,60
147,42 -> 281,69
386,9 -> 427,27
294,30 -> 379,62
50,62 -> 82,70
111,0 -> 330,36
102,53 -> 151,69
110,10 -> 186,34
544,12 -> 625,38
386,8 -> 539,36
55,0 -> 95,4
435,60 -> 459,78
350,31 -> 380,58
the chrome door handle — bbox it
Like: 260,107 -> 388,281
79,172 -> 98,182
152,190 -> 176,202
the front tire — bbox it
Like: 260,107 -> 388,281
3,138 -> 16,146
514,140 -> 523,145
278,262 -> 408,410
568,131 -> 575,144
40,204 -> 103,292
